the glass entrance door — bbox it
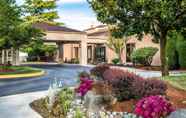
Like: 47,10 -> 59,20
95,46 -> 106,63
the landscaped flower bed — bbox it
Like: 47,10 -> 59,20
0,65 -> 42,75
30,64 -> 186,118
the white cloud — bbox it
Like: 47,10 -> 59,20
56,10 -> 102,30
57,0 -> 86,4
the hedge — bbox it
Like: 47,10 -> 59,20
131,47 -> 158,66
166,37 -> 179,70
167,32 -> 186,69
177,36 -> 186,68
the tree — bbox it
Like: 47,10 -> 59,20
0,0 -> 45,65
88,0 -> 186,76
22,39 -> 57,61
107,26 -> 128,64
0,0 -> 22,64
23,0 -> 59,24
0,0 -> 21,50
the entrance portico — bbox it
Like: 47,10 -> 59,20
34,23 -> 107,65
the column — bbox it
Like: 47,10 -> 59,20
92,45 -> 95,63
12,49 -> 16,65
15,49 -> 20,65
80,38 -> 87,65
6,50 -> 8,64
57,42 -> 64,63
1,50 -> 4,64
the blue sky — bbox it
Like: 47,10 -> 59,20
16,0 -> 101,30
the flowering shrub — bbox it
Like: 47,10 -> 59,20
134,95 -> 175,118
108,69 -> 144,101
90,64 -> 110,79
75,77 -> 94,97
103,68 -> 143,82
103,68 -> 167,101
133,79 -> 167,99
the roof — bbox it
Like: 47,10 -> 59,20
87,31 -> 109,36
84,25 -> 107,31
33,22 -> 85,33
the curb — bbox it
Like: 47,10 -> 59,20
0,71 -> 45,79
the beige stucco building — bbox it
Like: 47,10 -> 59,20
35,23 -> 161,66
0,23 -> 161,66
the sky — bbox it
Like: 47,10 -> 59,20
16,0 -> 101,30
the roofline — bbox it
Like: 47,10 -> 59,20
84,25 -> 107,31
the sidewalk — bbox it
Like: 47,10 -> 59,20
0,91 -> 47,118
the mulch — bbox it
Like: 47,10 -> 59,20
105,84 -> 186,113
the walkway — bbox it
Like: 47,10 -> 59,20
0,91 -> 47,118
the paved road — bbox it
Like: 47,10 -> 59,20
0,64 -> 184,97
0,64 -> 90,97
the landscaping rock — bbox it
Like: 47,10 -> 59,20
167,109 -> 186,118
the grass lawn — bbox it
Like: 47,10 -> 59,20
163,74 -> 186,91
0,66 -> 42,75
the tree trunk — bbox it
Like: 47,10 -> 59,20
160,32 -> 169,76
118,53 -> 122,64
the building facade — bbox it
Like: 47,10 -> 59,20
0,23 -> 161,66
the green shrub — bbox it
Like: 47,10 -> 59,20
131,47 -> 158,66
112,58 -> 120,65
58,88 -> 74,116
166,32 -> 186,69
177,36 -> 186,68
166,37 -> 179,70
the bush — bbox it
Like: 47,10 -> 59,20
112,58 -> 120,65
103,68 -> 143,82
103,68 -> 167,101
177,36 -> 186,68
133,79 -> 167,99
134,95 -> 175,118
90,64 -> 110,79
131,47 -> 158,66
167,32 -> 186,69
58,88 -> 74,116
166,37 -> 178,69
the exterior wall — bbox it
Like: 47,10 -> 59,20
63,44 -> 80,62
126,35 -> 161,66
43,25 -> 161,66
85,26 -> 161,66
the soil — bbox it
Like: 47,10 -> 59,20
107,84 -> 186,113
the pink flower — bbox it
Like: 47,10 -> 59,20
76,77 -> 94,97
134,95 -> 175,118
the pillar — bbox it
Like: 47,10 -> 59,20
2,50 -> 4,64
12,49 -> 16,65
15,49 -> 20,65
57,42 -> 64,63
80,39 -> 87,65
